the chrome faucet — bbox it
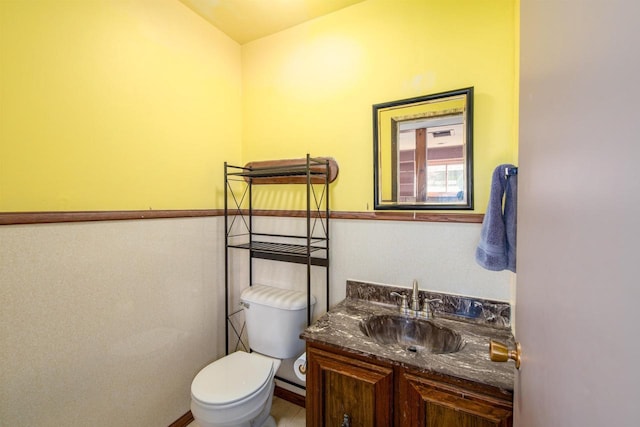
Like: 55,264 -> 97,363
410,280 -> 421,312
390,280 -> 442,319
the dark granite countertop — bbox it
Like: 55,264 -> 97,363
302,295 -> 515,392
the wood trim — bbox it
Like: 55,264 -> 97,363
333,211 -> 484,223
0,209 -> 482,225
274,385 -> 306,408
244,209 -> 483,223
167,411 -> 193,427
0,209 -> 222,225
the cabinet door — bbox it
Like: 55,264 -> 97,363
306,346 -> 393,427
398,372 -> 513,427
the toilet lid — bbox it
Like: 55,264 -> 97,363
191,351 -> 274,405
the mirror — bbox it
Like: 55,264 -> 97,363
373,87 -> 473,210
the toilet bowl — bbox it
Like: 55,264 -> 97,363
191,351 -> 281,427
191,284 -> 315,427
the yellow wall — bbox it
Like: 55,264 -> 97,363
242,0 -> 518,212
1,0 -> 518,213
0,0 -> 242,211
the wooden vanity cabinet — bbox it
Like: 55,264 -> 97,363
306,342 -> 513,427
397,369 -> 513,427
306,344 -> 394,427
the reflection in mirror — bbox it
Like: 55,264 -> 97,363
373,87 -> 473,210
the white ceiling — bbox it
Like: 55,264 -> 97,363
180,0 -> 366,44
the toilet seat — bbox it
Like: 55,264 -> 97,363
191,351 -> 274,407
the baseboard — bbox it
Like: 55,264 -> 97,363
275,385 -> 306,408
168,410 -> 193,427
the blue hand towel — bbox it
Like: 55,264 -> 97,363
504,167 -> 517,272
476,164 -> 517,272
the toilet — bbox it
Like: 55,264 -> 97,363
191,284 -> 316,427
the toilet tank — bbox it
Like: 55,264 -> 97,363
240,285 -> 316,359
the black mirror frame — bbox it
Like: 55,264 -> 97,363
373,87 -> 474,210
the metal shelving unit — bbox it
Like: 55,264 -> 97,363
224,155 -> 331,360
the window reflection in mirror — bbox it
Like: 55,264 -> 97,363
373,87 -> 473,210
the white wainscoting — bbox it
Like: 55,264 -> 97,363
0,217 -> 224,426
0,215 -> 511,426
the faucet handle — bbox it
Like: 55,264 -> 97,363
390,292 -> 409,313
420,298 -> 443,319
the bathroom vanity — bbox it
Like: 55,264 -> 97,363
301,281 -> 515,427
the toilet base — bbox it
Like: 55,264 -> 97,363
193,412 -> 275,427
262,415 -> 276,427
191,382 -> 275,427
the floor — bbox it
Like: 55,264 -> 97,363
187,396 -> 306,427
